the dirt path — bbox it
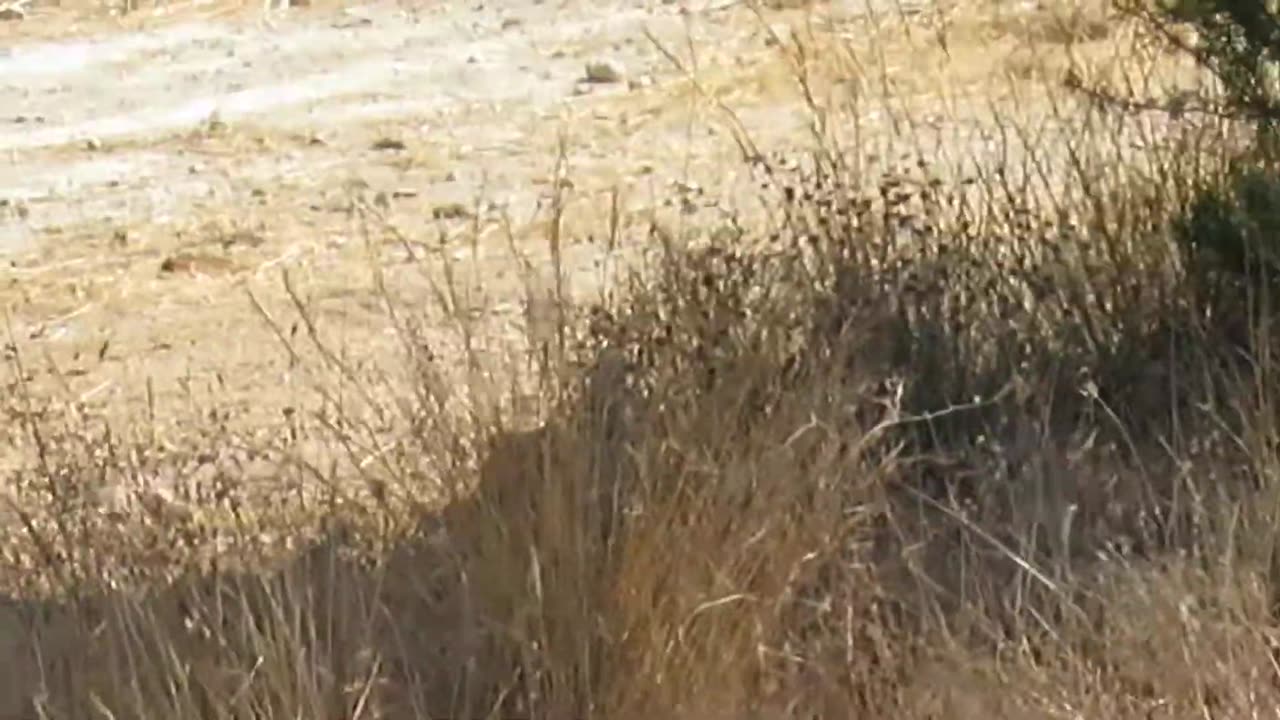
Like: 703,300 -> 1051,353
3,0 -> 760,249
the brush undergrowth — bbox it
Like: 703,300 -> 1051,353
6,4 -> 1280,719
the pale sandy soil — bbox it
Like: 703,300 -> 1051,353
0,0 -> 1150,466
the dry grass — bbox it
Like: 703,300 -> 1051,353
6,2 -> 1280,719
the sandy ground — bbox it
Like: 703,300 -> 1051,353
0,0 -> 1136,457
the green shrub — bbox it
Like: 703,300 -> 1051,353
1122,0 -> 1280,297
1144,0 -> 1280,134
1175,156 -> 1280,285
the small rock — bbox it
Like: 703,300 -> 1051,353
159,253 -> 241,277
85,137 -> 102,151
371,137 -> 407,151
432,202 -> 472,220
584,58 -> 625,84
0,4 -> 25,21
